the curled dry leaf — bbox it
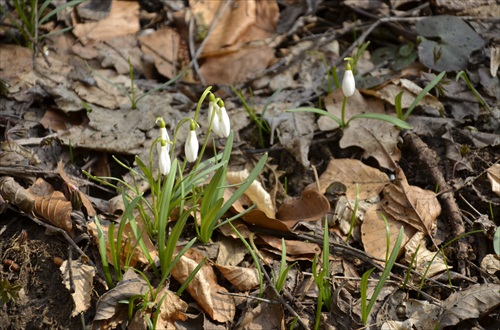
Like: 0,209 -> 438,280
60,259 -> 95,317
242,209 -> 291,232
93,269 -> 149,321
258,235 -> 320,258
57,160 -> 96,216
439,283 -> 500,327
34,191 -> 74,236
276,189 -> 330,227
170,248 -> 235,323
153,286 -> 188,329
215,264 -> 260,291
0,176 -> 35,213
307,158 -> 390,199
227,169 -> 276,219
404,232 -> 448,279
486,164 -> 500,196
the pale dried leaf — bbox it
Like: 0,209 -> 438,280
486,164 -> 500,196
216,236 -> 247,266
238,302 -> 284,330
215,264 -> 259,291
259,235 -> 321,257
94,269 -> 149,321
404,232 -> 449,279
439,283 -> 500,327
155,286 -> 188,329
170,248 -> 235,322
308,158 -> 390,199
227,169 -> 276,219
60,260 -> 95,317
406,299 -> 441,330
72,1 -> 140,43
361,204 -> 415,264
480,254 -> 500,275
139,28 -> 182,80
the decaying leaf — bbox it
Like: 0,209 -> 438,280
480,254 -> 500,275
276,189 -> 330,226
237,301 -> 284,330
34,191 -> 74,236
486,164 -> 500,196
406,299 -> 441,330
154,286 -> 188,329
258,235 -> 320,259
308,158 -> 390,199
404,232 -> 449,279
170,248 -> 235,322
361,204 -> 416,264
215,264 -> 260,291
227,169 -> 276,219
93,269 -> 149,321
381,168 -> 441,238
57,160 -> 96,216
60,259 -> 95,317
439,283 -> 500,327
0,176 -> 35,214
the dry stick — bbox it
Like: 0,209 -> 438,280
402,131 -> 470,276
249,233 -> 309,329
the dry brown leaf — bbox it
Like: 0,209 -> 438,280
237,301 -> 284,330
139,27 -> 185,80
170,248 -> 235,322
382,168 -> 441,238
258,235 -> 320,258
0,176 -> 35,214
480,254 -> 500,275
57,160 -> 96,216
439,283 -> 500,328
34,191 -> 74,236
227,169 -> 276,219
93,269 -> 149,321
72,1 -> 140,43
308,158 -> 390,199
242,209 -> 291,232
486,164 -> 500,196
215,264 -> 259,291
60,259 -> 95,317
361,204 -> 416,264
276,190 -> 330,226
216,236 -> 248,267
154,286 -> 188,329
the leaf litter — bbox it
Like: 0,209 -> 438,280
0,0 -> 499,329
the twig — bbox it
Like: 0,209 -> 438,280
217,291 -> 281,304
402,131 -> 470,276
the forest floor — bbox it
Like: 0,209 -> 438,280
0,0 -> 499,329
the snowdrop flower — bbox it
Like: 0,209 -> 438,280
155,117 -> 171,175
185,121 -> 199,162
342,61 -> 355,97
158,140 -> 171,175
216,100 -> 230,138
208,93 -> 221,136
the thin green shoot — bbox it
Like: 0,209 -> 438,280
402,71 -> 446,120
94,215 -> 113,288
231,223 -> 264,297
274,238 -> 297,293
401,244 -> 420,290
456,71 -> 491,112
313,217 -> 332,330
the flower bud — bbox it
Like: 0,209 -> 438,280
342,62 -> 355,97
158,140 -> 171,175
185,129 -> 199,162
217,100 -> 230,138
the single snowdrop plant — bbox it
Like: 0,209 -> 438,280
185,121 -> 199,163
288,57 -> 412,129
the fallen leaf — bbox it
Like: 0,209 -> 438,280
308,158 -> 390,199
237,301 -> 284,330
227,169 -> 276,219
34,191 -> 74,236
215,264 -> 260,291
486,164 -> 500,196
93,269 -> 149,321
404,232 -> 449,279
406,299 -> 441,330
170,248 -> 235,322
154,286 -> 188,328
258,235 -> 321,258
361,204 -> 415,264
276,189 -> 330,226
439,283 -> 500,327
242,209 -> 291,232
60,259 -> 95,317
480,254 -> 500,275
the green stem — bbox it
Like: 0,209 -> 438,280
341,96 -> 348,127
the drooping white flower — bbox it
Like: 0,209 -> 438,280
208,94 -> 221,136
342,62 -> 356,97
185,128 -> 199,162
156,117 -> 170,156
217,100 -> 230,138
158,141 -> 171,175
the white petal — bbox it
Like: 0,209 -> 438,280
157,127 -> 170,156
208,101 -> 221,136
218,106 -> 231,138
185,130 -> 199,162
342,70 -> 356,97
159,145 -> 171,175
